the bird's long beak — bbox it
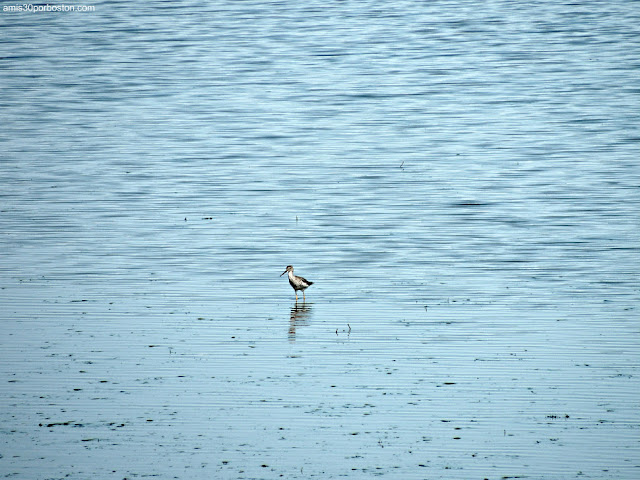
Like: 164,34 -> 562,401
280,270 -> 287,277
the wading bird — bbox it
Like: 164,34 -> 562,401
280,265 -> 313,301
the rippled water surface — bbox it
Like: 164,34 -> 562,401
1,1 -> 639,479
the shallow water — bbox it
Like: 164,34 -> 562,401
1,1 -> 639,479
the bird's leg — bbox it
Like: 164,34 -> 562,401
303,291 -> 306,301
295,292 -> 298,301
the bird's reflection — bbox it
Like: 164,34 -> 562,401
288,302 -> 313,342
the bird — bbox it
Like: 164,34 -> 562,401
280,265 -> 313,301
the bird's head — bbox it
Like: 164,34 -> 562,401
280,265 -> 293,276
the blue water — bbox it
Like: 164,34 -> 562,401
1,1 -> 639,479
